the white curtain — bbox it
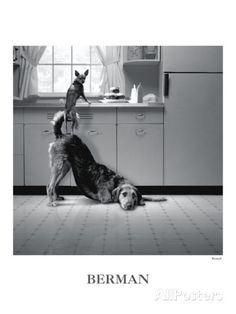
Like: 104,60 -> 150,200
19,46 -> 46,99
95,46 -> 124,94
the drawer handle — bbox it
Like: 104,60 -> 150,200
136,113 -> 145,120
41,129 -> 52,135
135,129 -> 146,136
87,130 -> 99,136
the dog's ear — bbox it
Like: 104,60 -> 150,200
135,187 -> 145,206
84,69 -> 89,76
75,70 -> 79,77
112,186 -> 121,202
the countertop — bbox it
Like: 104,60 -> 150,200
14,98 -> 164,109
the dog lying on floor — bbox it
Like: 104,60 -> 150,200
47,111 -> 167,209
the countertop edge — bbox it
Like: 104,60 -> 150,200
13,101 -> 165,109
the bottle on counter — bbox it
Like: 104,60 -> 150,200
137,83 -> 143,103
130,84 -> 137,103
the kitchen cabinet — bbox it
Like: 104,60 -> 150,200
117,108 -> 164,185
24,124 -> 71,186
118,124 -> 163,185
13,109 -> 24,185
14,155 -> 24,185
71,108 -> 116,185
71,123 -> 116,185
164,73 -> 222,186
163,46 -> 223,73
16,106 -> 164,188
24,108 -> 116,186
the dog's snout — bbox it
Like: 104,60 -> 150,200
126,203 -> 132,210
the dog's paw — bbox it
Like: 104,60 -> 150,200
47,201 -> 57,207
56,196 -> 64,201
158,197 -> 167,202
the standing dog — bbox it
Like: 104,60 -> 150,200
64,69 -> 91,133
47,111 -> 167,209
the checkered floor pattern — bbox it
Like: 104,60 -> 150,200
13,195 -> 222,255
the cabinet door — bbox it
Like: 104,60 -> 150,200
117,124 -> 163,185
163,46 -> 223,72
14,155 -> 24,185
24,124 -> 70,186
13,124 -> 23,155
71,124 -> 116,185
164,74 -> 223,185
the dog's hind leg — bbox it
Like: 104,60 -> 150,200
71,109 -> 79,134
47,160 -> 71,206
47,169 -> 60,207
54,161 -> 71,201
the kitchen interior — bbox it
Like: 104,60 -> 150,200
13,46 -> 223,255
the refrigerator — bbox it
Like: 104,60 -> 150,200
163,46 -> 223,186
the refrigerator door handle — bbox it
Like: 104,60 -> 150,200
164,73 -> 169,97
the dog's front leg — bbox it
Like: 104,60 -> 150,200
81,92 -> 91,104
98,189 -> 113,204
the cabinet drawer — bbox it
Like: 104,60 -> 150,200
14,108 -> 24,123
117,124 -> 163,185
14,155 -> 24,185
78,108 -> 116,124
13,124 -> 23,155
24,108 -> 116,124
24,109 -> 61,124
117,108 -> 163,124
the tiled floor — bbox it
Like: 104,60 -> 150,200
13,195 -> 223,255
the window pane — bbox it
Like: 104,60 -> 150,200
73,46 -> 90,64
38,65 -> 52,92
72,65 -> 90,93
54,65 -> 71,92
39,46 -> 52,64
91,65 -> 103,92
54,46 -> 71,63
91,46 -> 101,64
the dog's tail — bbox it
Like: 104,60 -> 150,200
51,111 -> 64,138
142,196 -> 167,202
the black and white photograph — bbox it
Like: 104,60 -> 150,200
2,1 -> 236,313
13,45 -> 223,255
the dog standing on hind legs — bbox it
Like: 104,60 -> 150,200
47,111 -> 167,209
64,69 -> 91,134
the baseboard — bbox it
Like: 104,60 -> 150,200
13,185 -> 223,195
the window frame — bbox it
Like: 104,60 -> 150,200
38,46 -> 103,97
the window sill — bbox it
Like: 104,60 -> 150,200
37,92 -> 103,99
14,93 -> 104,106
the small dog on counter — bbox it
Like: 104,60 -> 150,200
64,69 -> 91,133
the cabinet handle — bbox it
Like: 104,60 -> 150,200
135,129 -> 146,136
41,129 -> 52,135
136,113 -> 145,120
87,130 -> 99,136
164,73 -> 169,97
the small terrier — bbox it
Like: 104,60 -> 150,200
64,69 -> 91,133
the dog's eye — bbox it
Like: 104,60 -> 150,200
122,192 -> 127,197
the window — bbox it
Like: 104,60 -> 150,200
38,46 -> 103,94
